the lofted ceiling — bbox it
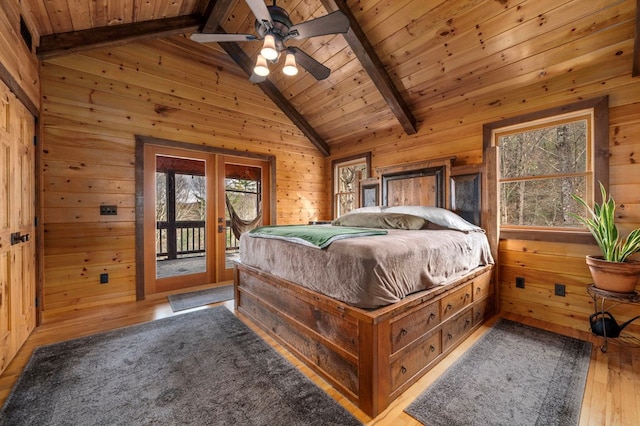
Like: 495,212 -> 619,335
23,0 -> 639,156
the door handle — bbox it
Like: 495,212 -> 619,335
218,225 -> 225,233
10,232 -> 21,245
10,232 -> 30,245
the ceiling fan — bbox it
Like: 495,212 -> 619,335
190,0 -> 349,83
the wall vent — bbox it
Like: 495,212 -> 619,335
20,16 -> 33,52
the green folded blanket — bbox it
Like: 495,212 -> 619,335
248,225 -> 387,249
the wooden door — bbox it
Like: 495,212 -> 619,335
143,146 -> 214,294
0,83 -> 36,374
217,156 -> 271,282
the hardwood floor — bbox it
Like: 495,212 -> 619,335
1,290 -> 638,425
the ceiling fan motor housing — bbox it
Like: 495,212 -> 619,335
255,5 -> 292,40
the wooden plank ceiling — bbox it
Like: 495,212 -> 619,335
24,0 -> 638,155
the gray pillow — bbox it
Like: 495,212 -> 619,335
332,212 -> 429,230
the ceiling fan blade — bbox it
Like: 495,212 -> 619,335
289,11 -> 349,39
249,72 -> 267,84
190,33 -> 258,43
246,0 -> 273,28
289,47 -> 330,80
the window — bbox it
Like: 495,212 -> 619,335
497,112 -> 590,228
484,97 -> 609,241
332,153 -> 371,218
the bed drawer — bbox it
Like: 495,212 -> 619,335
390,301 -> 440,353
440,284 -> 472,321
472,271 -> 492,301
473,296 -> 494,326
441,309 -> 473,352
390,331 -> 441,392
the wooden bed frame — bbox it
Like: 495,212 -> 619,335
234,263 -> 493,417
234,158 -> 495,417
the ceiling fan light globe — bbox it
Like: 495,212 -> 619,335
282,53 -> 299,76
254,55 -> 270,76
261,34 -> 278,60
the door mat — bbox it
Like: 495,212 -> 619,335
167,285 -> 234,312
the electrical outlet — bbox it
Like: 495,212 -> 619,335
515,277 -> 525,289
100,205 -> 117,215
554,283 -> 566,297
100,273 -> 109,284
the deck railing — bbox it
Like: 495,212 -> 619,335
156,220 -> 239,260
156,220 -> 205,260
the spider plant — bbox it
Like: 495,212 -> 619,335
570,182 -> 640,262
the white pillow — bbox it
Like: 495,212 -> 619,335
384,206 -> 482,232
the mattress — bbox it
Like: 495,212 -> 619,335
239,227 -> 494,309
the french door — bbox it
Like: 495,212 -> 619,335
142,145 -> 270,295
0,82 -> 36,375
217,155 -> 271,282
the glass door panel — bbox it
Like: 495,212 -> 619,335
217,157 -> 271,281
155,155 -> 207,279
143,145 -> 213,294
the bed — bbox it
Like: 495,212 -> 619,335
233,161 -> 495,417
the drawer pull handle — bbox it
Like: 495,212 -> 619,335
429,345 -> 436,352
400,328 -> 408,336
401,366 -> 407,374
476,287 -> 481,293
464,293 -> 470,299
447,333 -> 453,340
464,319 -> 471,328
429,313 -> 436,320
445,303 -> 452,311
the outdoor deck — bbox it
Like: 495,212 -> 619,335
156,252 -> 239,279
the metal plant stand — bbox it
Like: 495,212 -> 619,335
587,285 -> 640,352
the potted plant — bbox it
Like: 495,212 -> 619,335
571,182 -> 640,293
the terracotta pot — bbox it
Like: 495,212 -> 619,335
586,255 -> 640,293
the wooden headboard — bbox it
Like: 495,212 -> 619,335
375,157 -> 454,209
365,157 -> 483,226
382,166 -> 445,207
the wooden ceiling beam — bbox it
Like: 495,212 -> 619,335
201,0 -> 236,34
320,0 -> 417,135
37,14 -> 203,59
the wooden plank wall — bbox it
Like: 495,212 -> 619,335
327,1 -> 640,340
40,36 -> 328,319
0,0 -> 40,108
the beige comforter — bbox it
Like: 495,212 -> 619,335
239,227 -> 493,309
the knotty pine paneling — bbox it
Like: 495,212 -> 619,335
0,0 -> 40,107
40,40 -> 328,319
25,0 -> 205,35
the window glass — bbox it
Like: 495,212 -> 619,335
334,158 -> 368,217
496,113 -> 592,229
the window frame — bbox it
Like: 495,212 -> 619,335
331,152 -> 371,218
483,96 -> 609,243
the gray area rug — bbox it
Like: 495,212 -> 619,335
405,319 -> 592,426
167,285 -> 234,312
0,307 -> 361,426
